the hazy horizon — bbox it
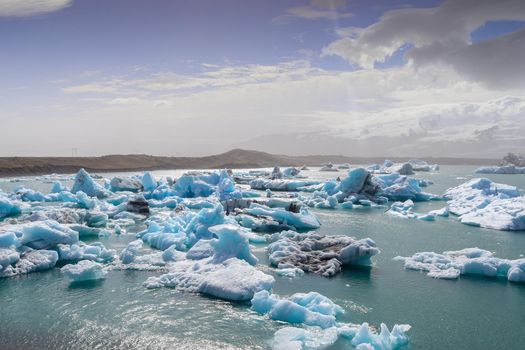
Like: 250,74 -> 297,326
1,0 -> 524,157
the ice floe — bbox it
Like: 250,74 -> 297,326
61,259 -> 107,282
394,248 -> 525,282
251,290 -> 344,328
476,165 -> 525,174
444,178 -> 524,230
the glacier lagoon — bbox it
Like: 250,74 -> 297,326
0,166 -> 524,350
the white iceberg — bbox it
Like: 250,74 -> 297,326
143,223 -> 274,301
475,165 -> 525,174
272,326 -> 338,350
395,248 -> 525,283
1,249 -> 58,278
444,178 -> 524,230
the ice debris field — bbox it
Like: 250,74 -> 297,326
1,162 -> 524,349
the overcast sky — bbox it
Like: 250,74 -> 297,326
1,0 -> 524,157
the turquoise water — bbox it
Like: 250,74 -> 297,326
1,166 -> 524,350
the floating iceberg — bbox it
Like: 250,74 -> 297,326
343,322 -> 411,350
141,172 -> 158,192
2,220 -> 80,250
120,239 -> 144,264
407,159 -> 439,172
61,260 -> 107,282
458,197 -> 525,231
282,167 -> 301,178
243,203 -> 321,231
375,173 -> 439,201
0,193 -> 22,219
444,178 -> 524,230
57,242 -> 116,262
444,178 -> 520,215
272,326 -> 338,350
110,176 -> 143,192
395,248 -> 525,282
267,231 -> 379,277
173,174 -> 215,198
1,249 -> 58,278
387,200 -> 437,221
475,165 -> 525,174
251,290 -> 344,329
71,168 -> 108,198
143,223 -> 274,301
250,179 -> 321,192
319,163 -> 338,172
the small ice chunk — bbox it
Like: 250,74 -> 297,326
120,239 -> 143,264
251,290 -> 343,329
61,260 -> 107,282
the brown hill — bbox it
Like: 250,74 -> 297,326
0,149 -> 498,177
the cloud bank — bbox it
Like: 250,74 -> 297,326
0,0 -> 72,17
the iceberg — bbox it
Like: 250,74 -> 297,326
186,239 -> 214,260
57,242 -> 116,262
475,165 -> 525,174
272,322 -> 411,350
346,322 -> 411,350
251,290 -> 344,329
143,223 -> 274,301
272,326 -> 338,350
0,248 -> 20,271
250,179 -> 321,192
61,260 -> 107,282
407,159 -> 439,172
395,248 -> 525,283
9,220 -> 80,250
267,231 -> 379,277
120,239 -> 144,264
444,178 -> 520,216
387,200 -> 437,221
173,174 -> 215,198
142,171 -> 158,192
444,178 -> 524,230
208,224 -> 258,265
50,181 -> 68,193
71,168 -> 108,198
0,193 -> 22,219
375,174 -> 439,201
243,203 -> 321,231
1,249 -> 58,278
0,232 -> 21,248
110,176 -> 143,192
319,163 -> 338,172
458,197 -> 525,231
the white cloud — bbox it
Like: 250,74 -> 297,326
0,0 -> 72,17
275,0 -> 352,22
12,59 -> 517,157
322,0 -> 525,88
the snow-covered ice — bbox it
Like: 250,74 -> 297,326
444,178 -> 524,230
394,248 -> 525,283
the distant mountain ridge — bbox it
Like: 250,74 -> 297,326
0,149 -> 499,177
